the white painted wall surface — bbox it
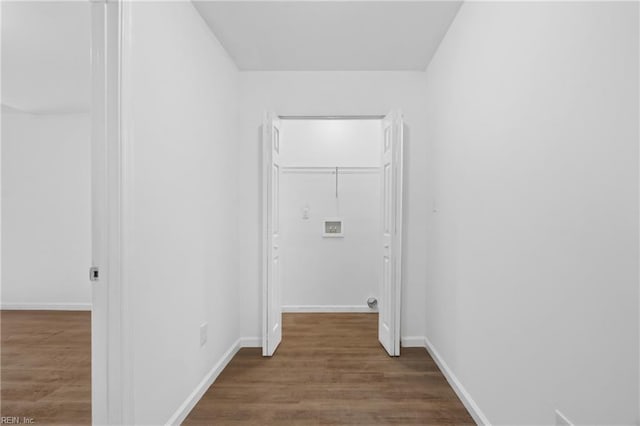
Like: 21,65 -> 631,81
1,112 -> 91,308
279,119 -> 381,309
280,119 -> 381,167
281,172 -> 380,309
238,72 -> 429,341
123,2 -> 240,424
424,2 -> 639,424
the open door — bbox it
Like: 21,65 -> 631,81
379,111 -> 404,356
262,112 -> 283,356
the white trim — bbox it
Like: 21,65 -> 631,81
282,305 -> 375,313
165,337 -> 262,425
637,0 -> 640,417
282,166 -> 380,175
166,338 -> 241,426
90,1 -> 135,423
424,336 -> 490,426
261,111 -> 270,356
392,110 -> 404,357
0,303 -> 92,311
400,336 -> 427,348
90,1 -> 131,423
279,115 -> 385,120
90,2 -> 108,422
554,410 -> 574,426
119,2 -> 136,423
239,337 -> 262,347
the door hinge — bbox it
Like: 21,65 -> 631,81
89,266 -> 100,282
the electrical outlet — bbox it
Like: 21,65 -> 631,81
555,410 -> 572,426
200,322 -> 208,347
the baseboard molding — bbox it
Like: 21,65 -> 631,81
555,410 -> 574,426
424,336 -> 491,426
166,338 -> 242,425
282,305 -> 375,313
166,337 -> 263,425
239,336 -> 261,347
0,302 -> 91,311
400,336 -> 427,347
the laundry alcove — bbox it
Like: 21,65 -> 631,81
263,112 -> 404,357
278,118 -> 382,312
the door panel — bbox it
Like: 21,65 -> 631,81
273,164 -> 280,233
383,163 -> 391,233
378,111 -> 403,356
263,113 -> 282,356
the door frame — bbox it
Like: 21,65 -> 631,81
90,1 -> 134,423
261,112 -> 404,355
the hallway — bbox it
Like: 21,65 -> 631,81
2,1 -> 638,424
185,313 -> 473,425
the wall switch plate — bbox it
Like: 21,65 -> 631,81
555,410 -> 572,426
200,322 -> 208,347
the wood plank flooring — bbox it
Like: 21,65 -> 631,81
1,311 -> 473,425
185,313 -> 474,425
1,310 -> 91,425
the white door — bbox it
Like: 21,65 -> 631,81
262,112 -> 283,356
379,111 -> 404,356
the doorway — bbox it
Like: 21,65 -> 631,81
1,2 -> 95,425
262,112 -> 404,357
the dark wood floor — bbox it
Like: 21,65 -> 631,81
0,310 -> 91,425
1,311 -> 473,425
185,313 -> 474,425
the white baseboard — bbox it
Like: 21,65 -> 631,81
165,337 -> 262,425
555,410 -> 573,426
239,336 -> 261,347
424,336 -> 490,426
166,338 -> 241,425
0,302 -> 92,311
282,305 -> 375,313
400,336 -> 427,347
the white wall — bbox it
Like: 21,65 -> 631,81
1,111 -> 91,309
280,120 -> 381,309
280,119 -> 381,167
123,2 -> 240,424
238,71 -> 430,341
424,2 -> 639,424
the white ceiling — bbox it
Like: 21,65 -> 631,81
1,1 -> 91,113
0,1 -> 461,113
193,1 -> 462,71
